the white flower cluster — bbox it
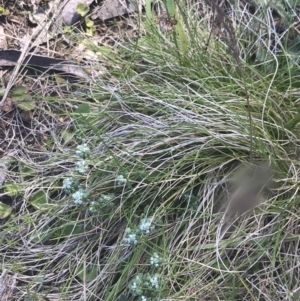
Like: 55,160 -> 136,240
128,274 -> 143,296
122,217 -> 155,246
122,227 -> 138,246
99,193 -> 115,203
116,174 -> 127,185
128,273 -> 164,300
139,217 -> 155,234
148,274 -> 160,289
62,144 -> 92,205
89,193 -> 115,213
72,188 -> 87,205
125,222 -> 164,300
89,200 -> 97,213
150,253 -> 162,268
76,143 -> 91,159
75,160 -> 89,175
62,177 -> 79,194
181,192 -> 199,209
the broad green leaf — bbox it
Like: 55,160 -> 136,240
164,0 -> 175,16
76,263 -> 98,282
30,190 -> 48,210
61,223 -> 84,237
76,103 -> 90,114
31,225 -> 51,244
0,202 -> 12,219
76,3 -> 89,17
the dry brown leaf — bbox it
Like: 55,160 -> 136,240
0,271 -> 16,301
19,110 -> 33,122
0,97 -> 13,112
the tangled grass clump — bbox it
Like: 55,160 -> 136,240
1,0 -> 300,300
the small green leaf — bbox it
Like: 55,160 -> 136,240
85,17 -> 94,27
76,3 -> 89,17
76,263 -> 98,282
20,164 -> 35,177
0,6 -> 9,16
15,101 -> 36,111
286,114 -> 300,130
61,130 -> 75,145
291,287 -> 300,301
289,35 -> 300,53
76,103 -> 90,114
144,205 -> 150,214
31,225 -> 51,244
0,202 -> 12,219
3,183 -> 21,196
32,276 -> 44,284
9,86 -> 35,111
86,26 -> 96,36
30,191 -> 48,210
119,294 -> 128,301
9,86 -> 27,97
63,26 -> 73,33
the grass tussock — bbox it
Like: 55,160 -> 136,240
1,0 -> 300,300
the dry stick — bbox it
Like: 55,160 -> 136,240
203,0 -> 253,162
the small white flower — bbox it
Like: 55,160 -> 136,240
76,144 -> 91,159
148,274 -> 160,289
89,205 -> 96,213
141,296 -> 147,301
123,228 -> 139,246
72,189 -> 87,205
75,160 -> 89,175
139,217 -> 155,234
129,274 -> 143,296
62,177 -> 79,194
125,227 -> 132,234
116,174 -> 127,185
99,193 -> 115,203
123,233 -> 138,245
150,252 -> 162,268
